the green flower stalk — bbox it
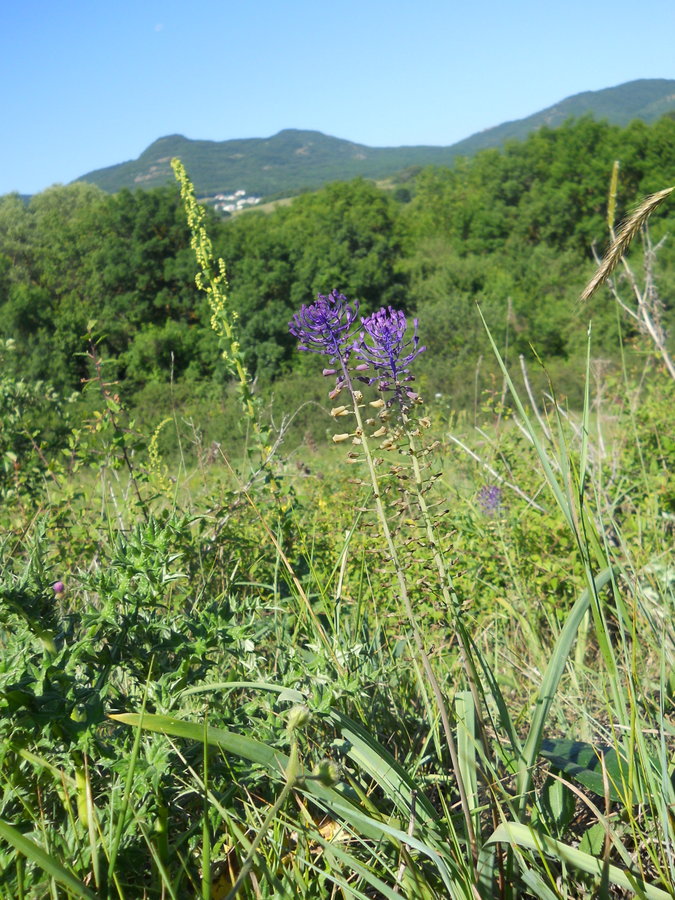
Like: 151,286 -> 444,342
147,417 -> 173,497
171,159 -> 263,452
357,308 -> 492,769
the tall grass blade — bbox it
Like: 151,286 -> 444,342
518,566 -> 615,804
108,678 -> 150,886
489,821 -> 672,899
455,691 -> 480,835
110,712 -> 290,771
0,820 -> 97,900
325,707 -> 441,827
476,306 -> 575,532
176,684 -> 441,826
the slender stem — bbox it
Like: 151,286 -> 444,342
87,337 -> 148,522
340,362 -> 478,863
224,741 -> 301,900
406,429 -> 488,740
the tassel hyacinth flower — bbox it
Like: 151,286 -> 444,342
354,306 -> 425,398
478,484 -> 503,517
288,290 -> 359,362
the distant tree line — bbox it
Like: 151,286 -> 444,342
1,115 -> 674,397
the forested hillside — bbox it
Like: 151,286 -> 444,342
1,115 -> 674,403
75,79 -> 675,198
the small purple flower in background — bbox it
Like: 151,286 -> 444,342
52,581 -> 65,596
478,485 -> 503,517
289,290 -> 359,361
354,307 -> 425,388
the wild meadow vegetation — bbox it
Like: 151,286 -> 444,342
1,118 -> 674,898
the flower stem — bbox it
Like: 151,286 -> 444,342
339,361 -> 478,863
406,427 -> 488,741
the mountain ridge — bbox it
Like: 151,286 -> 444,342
75,78 -> 675,199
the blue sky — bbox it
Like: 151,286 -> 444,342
1,0 -> 674,196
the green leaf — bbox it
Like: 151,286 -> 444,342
176,682 -> 442,827
539,738 -> 634,804
109,712 -> 290,772
178,680 -> 305,703
489,821 -> 672,899
538,774 -> 576,832
579,820 -> 608,856
0,820 -> 98,900
518,566 -> 615,803
325,707 -> 440,827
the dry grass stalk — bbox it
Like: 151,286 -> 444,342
580,186 -> 674,302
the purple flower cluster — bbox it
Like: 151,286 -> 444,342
354,306 -> 425,389
478,485 -> 503,517
289,292 -> 424,397
289,290 -> 359,361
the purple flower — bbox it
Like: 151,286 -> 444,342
289,290 -> 359,361
478,485 -> 503,517
354,307 -> 425,387
52,581 -> 65,595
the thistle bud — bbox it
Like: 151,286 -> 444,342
313,759 -> 340,786
287,705 -> 310,732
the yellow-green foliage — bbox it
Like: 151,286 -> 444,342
171,158 -> 261,442
147,416 -> 173,497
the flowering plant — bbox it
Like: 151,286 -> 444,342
354,306 -> 425,390
288,290 -> 359,360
